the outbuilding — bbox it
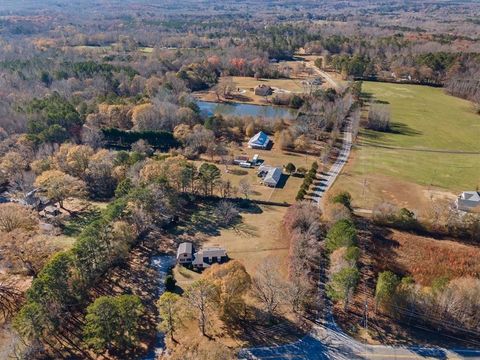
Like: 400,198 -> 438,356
254,84 -> 273,96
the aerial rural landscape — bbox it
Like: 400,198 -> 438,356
0,1 -> 479,359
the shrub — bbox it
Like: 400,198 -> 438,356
331,191 -> 352,210
345,246 -> 360,263
284,162 -> 296,174
289,95 -> 304,109
165,275 -> 177,292
325,219 -> 357,252
324,202 -> 352,223
375,271 -> 400,311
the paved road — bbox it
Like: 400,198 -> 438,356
239,314 -> 480,360
311,119 -> 353,208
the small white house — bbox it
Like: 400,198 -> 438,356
263,167 -> 282,187
457,191 -> 480,212
176,242 -> 193,264
248,131 -> 271,149
192,247 -> 228,269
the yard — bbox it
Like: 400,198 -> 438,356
331,82 -> 480,212
196,141 -> 317,204
171,202 -> 307,355
174,204 -> 290,288
195,54 -> 340,105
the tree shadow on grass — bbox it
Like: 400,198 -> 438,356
389,122 -> 422,136
221,307 -> 308,348
233,222 -> 258,237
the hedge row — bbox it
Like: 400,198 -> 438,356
295,161 -> 318,201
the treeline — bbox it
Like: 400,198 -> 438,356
102,128 -> 180,151
323,192 -> 360,311
327,51 -> 475,85
296,161 -> 318,201
375,271 -> 480,338
284,202 -> 323,314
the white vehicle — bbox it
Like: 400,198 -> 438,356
239,161 -> 252,168
252,154 -> 259,165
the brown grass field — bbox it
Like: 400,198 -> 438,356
174,204 -> 290,288
336,221 -> 480,346
195,54 -> 341,105
370,228 -> 480,286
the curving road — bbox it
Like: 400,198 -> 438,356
239,68 -> 480,359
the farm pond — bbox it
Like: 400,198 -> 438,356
197,100 -> 297,120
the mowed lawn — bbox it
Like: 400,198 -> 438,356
196,142 -> 317,203
353,82 -> 480,191
173,205 -> 290,288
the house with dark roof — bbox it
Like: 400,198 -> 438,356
248,131 -> 271,149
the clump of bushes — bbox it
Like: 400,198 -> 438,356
295,161 -> 318,201
325,219 -> 357,252
330,191 -> 352,211
326,218 -> 360,310
372,203 -> 422,231
366,104 -> 391,132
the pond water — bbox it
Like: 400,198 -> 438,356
197,100 -> 297,120
143,254 -> 176,360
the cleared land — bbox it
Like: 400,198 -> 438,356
174,204 -> 290,287
171,203 -> 307,354
196,55 -> 341,105
196,142 -> 317,204
332,82 -> 480,212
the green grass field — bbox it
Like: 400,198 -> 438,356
353,82 -> 480,191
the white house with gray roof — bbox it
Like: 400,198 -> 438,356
192,246 -> 228,269
457,191 -> 480,212
263,167 -> 282,187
